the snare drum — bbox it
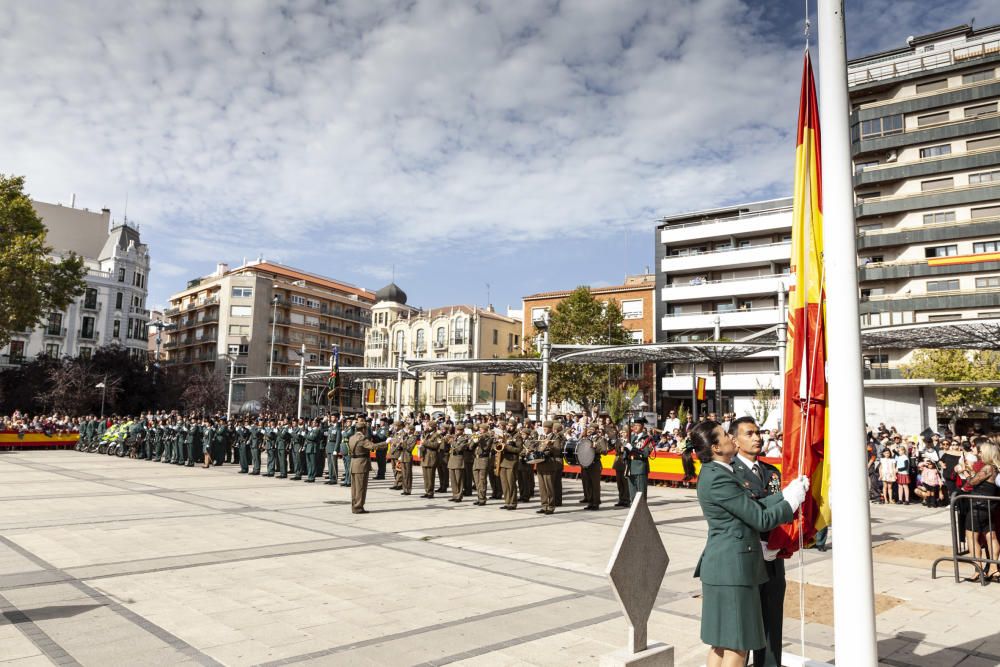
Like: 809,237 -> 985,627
563,439 -> 579,465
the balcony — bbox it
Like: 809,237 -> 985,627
446,393 -> 472,404
660,307 -> 782,332
43,327 -> 67,338
450,336 -> 469,346
859,257 -> 1000,281
859,286 -> 1000,315
661,371 -> 780,393
77,329 -> 98,341
661,242 -> 790,274
164,306 -> 180,316
432,340 -> 447,350
662,274 -> 788,303
81,301 -> 102,312
864,368 -> 905,380
848,35 -> 1000,88
855,182 -> 1000,218
130,306 -> 150,317
659,207 -> 792,245
857,216 -> 1000,250
368,339 -> 387,349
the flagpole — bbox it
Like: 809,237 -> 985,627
817,1 -> 877,664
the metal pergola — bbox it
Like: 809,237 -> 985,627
860,318 -> 1000,350
554,342 -> 776,365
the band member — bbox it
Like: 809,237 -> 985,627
517,420 -> 536,501
613,424 -> 630,507
389,421 -> 404,490
498,419 -> 522,509
448,427 -> 470,502
551,421 -> 566,506
348,417 -> 388,514
582,424 -> 609,511
393,423 -> 416,495
625,418 -> 654,504
437,425 -> 451,493
471,423 -> 493,505
534,421 -> 561,515
420,421 -> 443,498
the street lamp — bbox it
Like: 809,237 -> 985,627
267,285 -> 279,399
533,310 -> 551,422
95,377 -> 107,419
148,320 -> 176,387
224,354 -> 237,416
290,343 -> 307,419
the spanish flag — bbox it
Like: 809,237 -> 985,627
769,52 -> 831,557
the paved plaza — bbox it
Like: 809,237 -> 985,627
0,451 -> 996,666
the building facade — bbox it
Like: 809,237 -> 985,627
1,201 -> 151,367
522,274 -> 657,416
163,261 -> 374,414
849,24 -> 1000,372
364,284 -> 522,417
654,200 -> 791,424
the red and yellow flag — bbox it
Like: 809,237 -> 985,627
769,52 -> 831,557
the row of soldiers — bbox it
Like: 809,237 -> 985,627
76,413 -> 657,515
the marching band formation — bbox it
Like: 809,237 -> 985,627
75,412 -> 658,514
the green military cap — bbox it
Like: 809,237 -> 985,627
542,420 -> 554,428
478,423 -> 490,430
552,422 -> 564,432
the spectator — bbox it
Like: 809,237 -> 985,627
878,449 -> 897,504
894,446 -> 913,505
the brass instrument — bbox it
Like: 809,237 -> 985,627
493,434 -> 506,477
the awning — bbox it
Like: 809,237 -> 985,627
554,342 -> 776,365
861,318 -> 1000,350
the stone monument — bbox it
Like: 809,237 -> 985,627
601,491 -> 673,667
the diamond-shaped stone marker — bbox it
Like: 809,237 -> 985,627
606,492 -> 669,655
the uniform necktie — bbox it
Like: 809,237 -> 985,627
752,463 -> 763,482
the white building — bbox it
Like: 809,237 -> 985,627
655,197 -> 792,425
1,201 -> 151,366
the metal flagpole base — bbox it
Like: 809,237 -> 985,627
600,642 -> 673,667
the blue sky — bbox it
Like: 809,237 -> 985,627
3,0 -> 999,313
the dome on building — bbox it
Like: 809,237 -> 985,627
375,282 -> 407,304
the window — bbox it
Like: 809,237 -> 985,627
739,300 -> 754,310
925,245 -> 958,258
917,111 -> 950,126
971,205 -> 1000,220
416,329 -> 426,350
923,211 -> 957,224
83,288 -> 98,309
860,114 -> 903,138
79,347 -> 91,360
738,240 -> 751,248
83,316 -> 96,340
969,170 -> 1000,184
435,327 -> 446,346
434,381 -> 445,402
916,79 -> 948,93
963,69 -> 995,84
306,299 -> 320,309
921,177 -> 953,191
625,362 -> 642,379
854,160 -> 879,174
290,295 -> 306,306
133,272 -> 144,288
621,299 -> 643,319
965,102 -> 997,118
454,318 -> 467,343
45,343 -> 59,357
630,330 -> 644,344
46,312 -> 62,336
228,343 -> 249,355
8,340 -> 24,362
117,268 -> 125,282
976,276 -> 1000,288
968,135 -> 1000,151
513,334 -> 519,347
395,330 -> 405,351
230,305 -> 252,317
231,286 -> 253,298
928,314 -> 961,322
919,144 -> 952,158
974,241 -> 1000,254
115,292 -> 123,309
232,365 -> 247,376
491,329 -> 498,345
228,324 -> 249,335
927,279 -> 959,292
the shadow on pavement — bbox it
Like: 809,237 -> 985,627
878,630 -> 1000,666
3,603 -> 104,624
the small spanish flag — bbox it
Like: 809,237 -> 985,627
695,377 -> 707,401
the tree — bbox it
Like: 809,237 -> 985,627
521,287 -> 633,414
903,349 -> 1000,412
0,175 -> 88,349
606,384 -> 640,428
179,369 -> 226,415
43,357 -> 102,415
747,380 -> 779,426
261,382 -> 298,416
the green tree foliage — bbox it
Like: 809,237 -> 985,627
902,349 -> 1000,411
0,175 -> 88,349
520,287 -> 633,414
606,384 -> 640,427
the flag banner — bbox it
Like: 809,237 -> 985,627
326,347 -> 339,400
769,51 -> 831,557
695,377 -> 707,401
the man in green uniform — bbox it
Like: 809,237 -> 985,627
582,424 -> 609,511
611,419 -> 630,507
339,419 -> 355,486
276,419 -> 291,478
304,417 -> 323,482
730,416 -> 785,667
498,420 -> 522,510
419,422 -> 443,498
392,423 -> 416,494
517,421 -> 536,502
534,421 -> 561,515
551,421 -> 566,506
249,418 -> 262,475
290,418 -> 306,480
324,415 -> 342,485
264,419 -> 278,476
447,427 -> 469,502
348,417 -> 388,513
624,418 -> 653,504
185,416 -> 199,467
470,423 -> 493,505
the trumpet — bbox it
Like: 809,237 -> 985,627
493,433 -> 506,476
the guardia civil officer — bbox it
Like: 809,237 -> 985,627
624,417 -> 654,504
685,420 -> 808,667
324,415 -> 343,485
730,417 -> 785,667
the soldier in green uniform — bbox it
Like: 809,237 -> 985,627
582,424 -> 609,511
234,419 -> 248,473
392,423 -> 415,495
730,417 -> 786,667
436,426 -> 451,493
249,418 -> 262,475
276,419 -> 291,478
550,421 -> 565,506
686,420 -> 806,666
471,423 -> 492,505
517,421 -> 536,502
624,418 -> 653,504
304,418 -> 323,482
339,419 -> 355,486
348,417 -> 388,513
289,419 -> 305,480
533,421 -> 561,515
498,420 -> 522,510
419,422 -> 443,498
324,415 -> 342,485
447,426 -> 469,502
185,416 -> 199,467
263,419 -> 277,476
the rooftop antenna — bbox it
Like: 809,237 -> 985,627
486,282 -> 491,308
392,264 -> 396,283
123,191 -> 129,223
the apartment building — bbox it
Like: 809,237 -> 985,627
654,198 -> 792,422
849,24 -> 1000,371
522,274 -> 657,415
364,283 -> 522,417
164,260 -> 374,414
1,201 -> 151,367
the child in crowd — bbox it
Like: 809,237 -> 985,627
879,449 -> 897,504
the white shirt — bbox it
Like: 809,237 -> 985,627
736,453 -> 760,472
663,417 -> 680,433
714,460 -> 734,473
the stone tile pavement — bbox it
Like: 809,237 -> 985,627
0,451 -> 995,666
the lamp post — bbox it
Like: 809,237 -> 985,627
95,376 -> 107,419
225,354 -> 237,416
533,311 -> 551,422
148,320 -> 176,392
267,287 -> 279,399
491,354 -> 498,416
296,343 -> 306,419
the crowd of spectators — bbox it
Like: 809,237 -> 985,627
0,411 -> 79,436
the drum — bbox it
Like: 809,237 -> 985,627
575,437 -> 595,468
563,439 -> 579,465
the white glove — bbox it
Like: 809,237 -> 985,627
782,477 -> 807,513
799,474 -> 810,493
761,541 -> 780,562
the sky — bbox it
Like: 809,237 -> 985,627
3,0 -> 1000,313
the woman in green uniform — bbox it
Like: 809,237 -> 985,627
685,421 -> 808,667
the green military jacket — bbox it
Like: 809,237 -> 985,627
325,424 -> 342,454
732,457 -> 782,540
693,461 -> 792,587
